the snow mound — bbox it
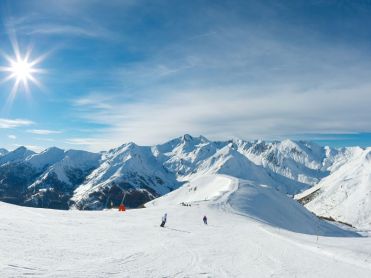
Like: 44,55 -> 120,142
146,175 -> 235,206
230,180 -> 355,236
148,174 -> 357,236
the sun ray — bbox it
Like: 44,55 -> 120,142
6,78 -> 21,107
24,45 -> 33,62
29,51 -> 50,68
27,74 -> 42,88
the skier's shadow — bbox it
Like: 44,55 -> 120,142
164,227 -> 191,234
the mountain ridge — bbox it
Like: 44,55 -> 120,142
0,135 -> 369,229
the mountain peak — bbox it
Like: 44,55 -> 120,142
12,146 -> 35,156
0,148 -> 8,156
0,146 -> 35,164
26,147 -> 65,169
182,134 -> 193,141
280,139 -> 298,148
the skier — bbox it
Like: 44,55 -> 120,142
160,213 -> 167,227
203,215 -> 208,225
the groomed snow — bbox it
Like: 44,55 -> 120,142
1,175 -> 371,277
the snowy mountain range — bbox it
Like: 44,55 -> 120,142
0,134 -> 369,228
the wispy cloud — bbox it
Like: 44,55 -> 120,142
68,21 -> 371,150
65,137 -> 113,151
6,20 -> 116,41
8,134 -> 16,139
0,118 -> 34,129
3,1 -> 130,41
27,129 -> 62,135
27,24 -> 106,38
72,81 -> 371,151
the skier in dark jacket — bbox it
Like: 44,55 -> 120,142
203,215 -> 208,225
160,213 -> 167,227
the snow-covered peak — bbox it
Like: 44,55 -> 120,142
155,134 -> 210,154
181,134 -> 209,143
27,149 -> 102,192
71,142 -> 179,209
175,134 -> 210,153
278,140 -> 325,168
104,142 -> 146,160
194,145 -> 279,192
279,138 -> 299,150
0,146 -> 35,165
25,147 -> 65,170
62,150 -> 101,169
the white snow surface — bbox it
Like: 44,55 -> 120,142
298,147 -> 371,230
1,174 -> 371,277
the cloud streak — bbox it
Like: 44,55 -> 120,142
27,129 -> 62,135
0,118 -> 34,129
72,81 -> 371,151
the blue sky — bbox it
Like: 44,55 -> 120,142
0,0 -> 371,152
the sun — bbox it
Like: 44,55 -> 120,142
1,51 -> 43,95
10,58 -> 34,82
0,38 -> 46,105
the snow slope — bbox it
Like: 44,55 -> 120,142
297,147 -> 371,230
147,175 -> 355,236
1,175 -> 370,277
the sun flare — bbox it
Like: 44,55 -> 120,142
0,40 -> 46,105
1,53 -> 43,94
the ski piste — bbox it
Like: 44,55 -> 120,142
1,175 -> 370,277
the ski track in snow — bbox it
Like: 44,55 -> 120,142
1,175 -> 371,277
